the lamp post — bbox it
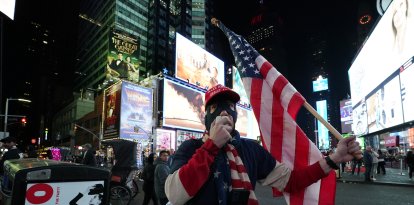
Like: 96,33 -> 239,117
3,98 -> 31,138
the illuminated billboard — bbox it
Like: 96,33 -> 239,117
120,81 -> 153,140
106,29 -> 140,83
155,129 -> 176,152
0,0 -> 16,20
339,99 -> 353,134
175,33 -> 225,89
400,58 -> 414,122
235,106 -> 260,140
312,78 -> 329,92
349,0 -> 414,134
103,82 -> 122,139
163,79 -> 206,132
316,100 -> 329,150
232,66 -> 250,106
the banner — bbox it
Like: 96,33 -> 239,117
107,29 -> 140,83
103,82 -> 122,139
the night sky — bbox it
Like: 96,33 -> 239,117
1,0 -> 362,141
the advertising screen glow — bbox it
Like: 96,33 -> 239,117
235,106 -> 260,140
317,100 -> 329,150
340,99 -> 353,134
163,79 -> 205,132
349,0 -> 414,134
312,78 -> 329,92
156,129 -> 176,151
0,0 -> 16,20
120,81 -> 153,140
175,33 -> 225,89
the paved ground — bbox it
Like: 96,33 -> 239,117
338,166 -> 414,186
127,174 -> 414,205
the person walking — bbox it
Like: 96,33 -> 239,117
154,150 -> 170,205
371,148 -> 379,180
377,149 -> 386,175
363,146 -> 373,182
81,144 -> 97,166
142,153 -> 158,205
406,151 -> 414,180
351,157 -> 362,175
0,136 -> 23,176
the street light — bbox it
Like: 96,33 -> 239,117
3,98 -> 31,138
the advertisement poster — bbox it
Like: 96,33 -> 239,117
339,99 -> 353,133
156,129 -> 176,151
176,130 -> 203,148
103,82 -> 122,139
235,106 -> 260,140
163,79 -> 206,132
317,100 -> 330,150
400,58 -> 414,122
25,181 -> 104,205
120,81 -> 153,140
366,76 -> 404,133
232,66 -> 250,107
312,78 -> 329,92
107,29 -> 140,83
175,33 -> 224,89
352,101 -> 368,136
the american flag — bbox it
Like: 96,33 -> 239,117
216,21 -> 336,205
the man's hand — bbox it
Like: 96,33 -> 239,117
209,116 -> 233,148
330,136 -> 362,163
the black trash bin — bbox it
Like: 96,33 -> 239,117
1,158 -> 110,205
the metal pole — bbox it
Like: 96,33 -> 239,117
3,98 -> 8,138
0,16 -> 3,120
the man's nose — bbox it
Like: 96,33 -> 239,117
219,109 -> 229,116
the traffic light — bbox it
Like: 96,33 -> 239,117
21,117 -> 27,126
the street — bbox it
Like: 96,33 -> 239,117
127,181 -> 414,205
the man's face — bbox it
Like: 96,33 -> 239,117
160,152 -> 169,162
204,100 -> 237,133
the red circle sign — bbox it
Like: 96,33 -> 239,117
26,184 -> 54,204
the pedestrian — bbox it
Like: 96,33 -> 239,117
165,84 -> 362,205
0,136 -> 24,176
377,149 -> 386,175
351,157 -> 362,175
406,151 -> 414,180
25,145 -> 38,158
82,143 -> 97,166
142,153 -> 158,205
154,150 -> 170,205
371,148 -> 379,180
167,149 -> 175,168
363,146 -> 373,182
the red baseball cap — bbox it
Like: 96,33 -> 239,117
205,84 -> 240,106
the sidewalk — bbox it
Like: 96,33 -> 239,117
337,167 -> 414,187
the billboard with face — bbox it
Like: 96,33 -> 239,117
103,82 -> 122,139
175,33 -> 225,89
107,29 -> 140,83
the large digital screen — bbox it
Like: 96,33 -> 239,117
163,79 -> 206,132
365,76 -> 404,133
352,101 -> 368,135
232,66 -> 250,106
25,181 -> 105,205
340,99 -> 353,134
0,0 -> 16,20
235,106 -> 260,140
155,129 -> 176,152
400,58 -> 414,122
176,130 -> 204,149
317,100 -> 330,150
175,33 -> 225,89
106,29 -> 140,83
312,78 -> 329,92
120,81 -> 153,140
349,0 -> 414,134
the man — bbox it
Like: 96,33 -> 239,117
0,136 -> 24,175
108,52 -> 128,79
363,146 -> 373,182
165,84 -> 361,205
82,144 -> 97,167
154,150 -> 170,205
